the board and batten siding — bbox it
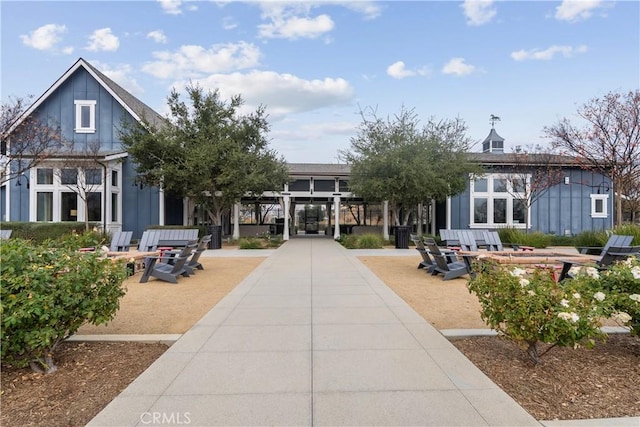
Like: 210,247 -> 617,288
447,168 -> 613,235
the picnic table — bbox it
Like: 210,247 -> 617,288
106,250 -> 159,274
458,250 -> 599,281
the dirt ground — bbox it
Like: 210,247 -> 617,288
2,250 -> 639,426
77,257 -> 265,335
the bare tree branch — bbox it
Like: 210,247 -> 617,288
544,90 -> 640,225
1,96 -> 64,185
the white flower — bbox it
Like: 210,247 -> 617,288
519,278 -> 530,287
527,290 -> 536,296
558,312 -> 579,322
632,267 -> 640,280
612,311 -> 632,324
560,299 -> 570,308
593,292 -> 606,302
630,294 -> 640,303
510,267 -> 527,277
573,292 -> 581,300
569,266 -> 581,277
585,267 -> 600,278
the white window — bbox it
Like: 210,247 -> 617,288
74,100 -> 96,133
469,174 -> 530,228
30,163 -> 105,223
590,194 -> 608,218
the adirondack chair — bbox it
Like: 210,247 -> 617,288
483,231 -> 504,251
184,234 -> 212,275
424,238 -> 469,280
139,241 -> 198,284
137,230 -> 159,252
439,230 -> 460,247
576,234 -> 634,256
137,228 -> 200,251
0,229 -> 12,240
109,231 -> 133,252
410,234 -> 436,273
558,245 -> 640,282
457,230 -> 479,252
483,231 -> 534,252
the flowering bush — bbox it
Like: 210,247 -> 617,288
1,238 -> 128,373
468,261 -> 610,364
569,257 -> 640,336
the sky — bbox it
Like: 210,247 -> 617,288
1,0 -> 639,163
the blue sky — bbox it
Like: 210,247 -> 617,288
1,0 -> 639,163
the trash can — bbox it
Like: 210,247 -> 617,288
394,225 -> 410,249
207,225 -> 223,249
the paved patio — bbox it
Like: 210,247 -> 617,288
88,238 -> 541,426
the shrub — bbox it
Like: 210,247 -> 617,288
52,229 -> 106,250
357,233 -> 384,249
569,257 -> 640,336
573,230 -> 609,252
336,234 -> 359,249
238,237 -> 263,249
0,238 -> 128,373
548,234 -> 575,246
497,228 -> 551,248
0,221 -> 102,243
468,260 -> 609,364
612,224 -> 640,245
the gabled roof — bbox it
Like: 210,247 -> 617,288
8,57 -> 165,135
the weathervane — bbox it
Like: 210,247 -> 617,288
490,114 -> 501,128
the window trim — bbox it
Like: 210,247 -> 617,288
74,100 -> 97,133
469,173 -> 530,229
590,194 -> 609,218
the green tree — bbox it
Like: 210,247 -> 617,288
340,106 -> 480,225
121,85 -> 289,226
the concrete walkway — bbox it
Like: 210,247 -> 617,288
88,238 -> 540,426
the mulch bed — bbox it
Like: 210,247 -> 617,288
1,341 -> 168,427
452,333 -> 640,420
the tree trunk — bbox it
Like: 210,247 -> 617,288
526,341 -> 540,365
614,180 -> 623,226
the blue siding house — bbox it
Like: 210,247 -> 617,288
442,128 -> 613,235
1,58 -> 178,238
1,58 -> 614,239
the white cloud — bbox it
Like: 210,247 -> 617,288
158,0 -> 182,15
258,14 -> 334,39
255,2 -> 379,40
461,0 -> 496,26
386,61 -> 430,79
61,46 -> 74,55
86,28 -> 119,52
92,61 -> 144,96
147,30 -> 167,44
142,42 -> 261,80
511,45 -> 588,61
555,0 -> 607,22
442,58 -> 476,76
173,70 -> 354,119
339,1 -> 382,20
20,24 -> 67,51
222,17 -> 238,30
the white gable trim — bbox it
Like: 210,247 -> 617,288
8,58 -> 143,135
